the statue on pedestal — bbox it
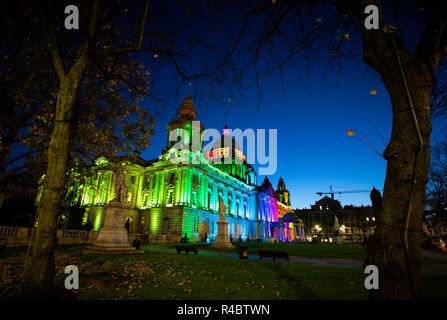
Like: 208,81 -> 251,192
219,199 -> 228,220
84,167 -> 142,254
212,199 -> 234,248
114,168 -> 128,203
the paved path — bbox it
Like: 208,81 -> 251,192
422,249 -> 447,262
145,244 -> 447,274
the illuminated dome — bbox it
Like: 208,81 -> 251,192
208,125 -> 251,184
210,126 -> 243,160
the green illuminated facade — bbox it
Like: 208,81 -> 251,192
67,96 -> 296,243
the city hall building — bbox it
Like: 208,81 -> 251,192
64,96 -> 303,243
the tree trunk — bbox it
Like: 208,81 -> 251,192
365,48 -> 432,299
20,72 -> 84,298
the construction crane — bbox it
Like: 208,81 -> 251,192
316,185 -> 371,199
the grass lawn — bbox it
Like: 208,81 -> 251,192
1,245 -> 447,300
181,242 -> 447,264
183,242 -> 368,260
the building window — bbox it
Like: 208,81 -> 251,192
168,172 -> 175,184
191,190 -> 198,207
142,192 -> 149,207
166,187 -> 174,205
228,197 -> 232,214
143,176 -> 151,190
150,188 -> 155,205
208,191 -> 212,209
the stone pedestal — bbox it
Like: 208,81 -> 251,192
211,219 -> 234,249
84,200 -> 142,254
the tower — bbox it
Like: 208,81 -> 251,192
276,177 -> 291,206
178,94 -> 196,120
163,95 -> 204,154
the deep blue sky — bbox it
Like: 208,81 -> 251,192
5,1 -> 446,211
130,0 -> 447,210
140,62 -> 447,210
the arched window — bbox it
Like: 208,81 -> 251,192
166,186 -> 174,205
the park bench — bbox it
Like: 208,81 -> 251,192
174,245 -> 198,255
258,250 -> 289,262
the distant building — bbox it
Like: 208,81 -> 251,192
311,196 -> 342,211
294,188 -> 380,243
423,211 -> 447,238
422,210 -> 447,252
254,177 -> 304,242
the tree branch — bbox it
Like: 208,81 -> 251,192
37,3 -> 65,79
137,0 -> 150,49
